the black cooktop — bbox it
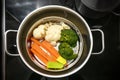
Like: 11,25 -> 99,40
3,0 -> 120,80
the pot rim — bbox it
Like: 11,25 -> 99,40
16,5 -> 93,78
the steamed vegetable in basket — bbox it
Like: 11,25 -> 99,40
58,42 -> 78,60
60,29 -> 78,47
29,21 -> 79,69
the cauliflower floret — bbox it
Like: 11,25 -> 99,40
33,25 -> 46,39
45,24 -> 63,46
60,22 -> 70,29
50,41 -> 57,46
32,22 -> 71,46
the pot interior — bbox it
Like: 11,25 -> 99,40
26,16 -> 83,72
17,6 -> 92,78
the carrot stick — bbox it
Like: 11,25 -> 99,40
31,37 -> 66,65
41,40 -> 60,58
31,37 -> 59,58
31,37 -> 41,45
41,40 -> 67,65
31,48 -> 48,65
31,43 -> 56,62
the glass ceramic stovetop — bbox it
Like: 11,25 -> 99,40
3,0 -> 120,80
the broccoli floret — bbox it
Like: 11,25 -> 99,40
60,29 -> 78,47
65,54 -> 78,60
59,47 -> 73,56
58,29 -> 78,60
58,42 -> 78,60
58,42 -> 70,49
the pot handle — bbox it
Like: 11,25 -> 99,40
5,30 -> 19,56
91,29 -> 105,54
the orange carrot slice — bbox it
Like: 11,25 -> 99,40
41,40 -> 66,65
31,43 -> 56,62
30,37 -> 66,65
30,48 -> 48,65
41,40 -> 60,58
31,37 -> 41,45
31,37 -> 59,58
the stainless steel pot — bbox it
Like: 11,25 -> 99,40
5,5 -> 104,78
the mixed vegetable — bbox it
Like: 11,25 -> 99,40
60,29 -> 78,47
29,21 -> 79,69
59,42 -> 78,60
